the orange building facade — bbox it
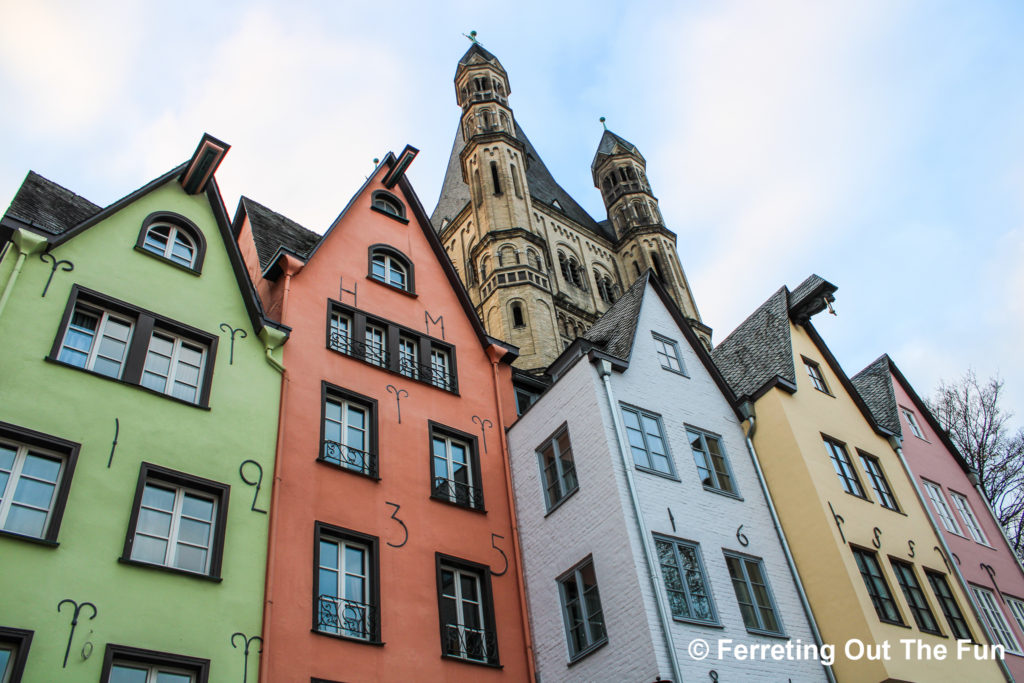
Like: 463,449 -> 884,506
236,148 -> 532,682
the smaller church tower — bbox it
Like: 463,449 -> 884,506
592,125 -> 710,346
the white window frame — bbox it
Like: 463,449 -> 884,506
108,661 -> 197,683
142,222 -> 197,268
57,304 -> 134,379
398,336 -> 419,379
558,558 -> 607,660
0,440 -> 65,540
1007,596 -> 1024,640
317,536 -> 371,640
972,585 -> 1022,653
923,481 -> 963,535
950,492 -> 989,545
329,311 -> 352,353
371,253 -> 407,290
430,348 -> 451,390
440,565 -> 491,662
431,432 -> 478,509
141,331 -> 207,404
130,481 -> 217,575
652,333 -> 686,375
902,407 -> 925,439
364,324 -> 387,368
322,397 -> 370,475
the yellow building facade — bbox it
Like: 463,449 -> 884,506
713,276 -> 1005,682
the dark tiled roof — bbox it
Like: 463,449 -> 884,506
591,129 -> 643,172
458,42 -> 502,69
711,287 -> 795,400
4,171 -> 100,234
430,121 -> 613,240
851,355 -> 901,436
241,196 -> 321,270
582,271 -> 650,360
789,274 -> 828,308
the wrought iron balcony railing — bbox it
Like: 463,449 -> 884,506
329,333 -> 388,368
432,477 -> 484,511
443,623 -> 498,664
399,358 -> 453,390
317,594 -> 377,641
331,332 -> 456,392
321,440 -> 378,478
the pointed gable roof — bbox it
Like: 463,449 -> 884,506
582,271 -> 649,359
2,171 -> 101,235
241,196 -> 320,270
851,355 -> 901,435
430,120 -> 612,239
457,42 -> 504,72
591,129 -> 645,172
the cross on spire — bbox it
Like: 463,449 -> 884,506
463,30 -> 480,45
600,116 -> 608,131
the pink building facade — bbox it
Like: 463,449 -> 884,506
855,355 -> 1024,681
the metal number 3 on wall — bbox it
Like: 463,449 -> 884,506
385,502 -> 408,548
238,460 -> 267,513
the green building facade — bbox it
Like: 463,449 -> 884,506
0,135 -> 287,683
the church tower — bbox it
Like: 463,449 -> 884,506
432,38 -> 710,375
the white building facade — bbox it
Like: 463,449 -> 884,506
507,274 -> 830,682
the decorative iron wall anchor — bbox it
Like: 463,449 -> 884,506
872,527 -> 883,549
934,546 -> 951,572
471,415 -> 493,454
667,507 -> 676,532
828,501 -> 846,544
57,599 -> 97,668
39,252 -> 73,297
238,460 -> 267,514
385,385 -> 408,423
709,670 -> 719,681
908,540 -> 916,558
425,310 -> 445,340
385,502 -> 408,548
491,533 -> 509,577
981,563 -> 1005,603
339,277 -> 357,307
736,525 -> 750,547
107,418 -> 119,468
231,632 -> 263,683
219,323 -> 248,365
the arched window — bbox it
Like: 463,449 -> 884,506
634,202 -> 650,222
500,112 -> 511,132
595,270 -> 615,304
569,259 -> 584,288
527,248 -> 542,272
650,252 -> 665,282
511,302 -> 525,328
371,191 -> 405,220
368,245 -> 414,292
479,255 -> 490,281
137,212 -> 206,272
490,162 -> 502,195
482,109 -> 493,131
633,261 -> 641,278
510,164 -> 522,198
473,170 -> 482,204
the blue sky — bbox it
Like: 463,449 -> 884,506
2,1 -> 1022,424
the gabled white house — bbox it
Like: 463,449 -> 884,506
507,272 -> 831,682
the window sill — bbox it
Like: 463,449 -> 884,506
429,494 -> 487,515
44,357 -> 211,410
370,205 -> 409,224
316,456 -> 380,482
0,529 -> 60,547
566,638 -> 608,666
701,485 -> 743,502
440,653 -> 502,669
634,465 -> 681,482
366,274 -> 418,298
544,486 -> 580,518
877,618 -> 911,629
311,628 -> 384,647
133,245 -> 202,276
117,557 -> 222,582
745,628 -> 788,640
660,365 -> 689,378
844,490 -> 872,503
672,616 -> 723,629
813,387 -> 835,398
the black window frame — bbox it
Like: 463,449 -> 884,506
319,382 -> 379,480
0,421 -> 80,546
326,300 -> 458,394
859,450 -> 900,511
823,435 -> 867,499
0,626 -> 33,683
100,643 -> 210,683
434,552 -> 500,667
802,356 -> 831,395
428,422 -> 485,513
367,244 -> 415,294
536,423 -> 579,513
49,285 -> 218,408
889,558 -> 941,634
119,462 -> 230,581
925,570 -> 973,641
369,190 -> 409,224
557,555 -> 608,662
313,522 -> 382,645
134,211 -> 208,274
852,545 -> 905,626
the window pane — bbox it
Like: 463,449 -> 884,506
174,544 -> 208,573
132,534 -> 169,564
110,665 -> 150,683
177,518 -> 211,546
142,484 -> 176,511
157,672 -> 193,683
4,505 -> 48,536
182,494 -> 214,521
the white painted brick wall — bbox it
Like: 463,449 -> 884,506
508,287 -> 829,682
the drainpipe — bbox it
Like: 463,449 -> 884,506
739,405 -> 836,683
0,229 -> 48,321
487,346 -> 537,683
258,262 -> 298,683
888,436 -> 1013,683
596,359 -> 683,682
968,471 -> 1024,575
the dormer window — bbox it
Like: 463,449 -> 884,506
370,191 -> 406,222
368,245 -> 414,294
135,212 -> 206,273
